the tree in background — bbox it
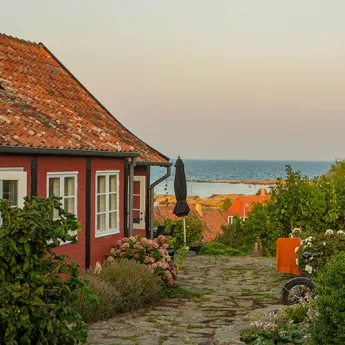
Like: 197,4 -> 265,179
220,196 -> 234,213
217,162 -> 345,256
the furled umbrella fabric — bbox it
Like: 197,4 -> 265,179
173,157 -> 190,246
173,158 -> 190,217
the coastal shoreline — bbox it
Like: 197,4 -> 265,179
186,179 -> 277,185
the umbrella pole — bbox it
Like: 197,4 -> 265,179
183,216 -> 186,246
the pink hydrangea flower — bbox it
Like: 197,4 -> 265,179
134,253 -> 140,259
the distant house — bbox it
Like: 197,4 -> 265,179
0,33 -> 171,269
223,189 -> 270,224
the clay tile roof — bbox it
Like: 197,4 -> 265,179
202,209 -> 227,241
224,195 -> 271,218
0,33 -> 169,163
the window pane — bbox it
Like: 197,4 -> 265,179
109,175 -> 117,193
97,176 -> 106,193
64,177 -> 75,196
64,197 -> 75,214
49,178 -> 60,197
109,211 -> 117,229
109,193 -> 117,211
97,195 -> 106,213
2,180 -> 18,207
97,213 -> 106,233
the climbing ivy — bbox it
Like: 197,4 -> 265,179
0,196 -> 88,345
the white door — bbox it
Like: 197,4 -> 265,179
133,176 -> 146,229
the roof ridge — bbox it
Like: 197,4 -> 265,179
0,33 -> 40,47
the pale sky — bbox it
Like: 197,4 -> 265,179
2,0 -> 345,161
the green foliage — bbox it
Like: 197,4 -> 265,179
173,246 -> 190,270
295,230 -> 345,274
310,253 -> 345,345
220,197 -> 233,213
76,261 -> 162,323
156,215 -> 204,249
283,304 -> 308,325
242,303 -> 313,345
199,242 -> 246,256
162,285 -> 202,299
234,163 -> 345,256
215,216 -> 252,253
0,197 -> 88,345
243,324 -> 306,345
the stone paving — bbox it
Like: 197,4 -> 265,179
87,255 -> 290,345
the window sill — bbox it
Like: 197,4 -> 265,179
95,229 -> 120,238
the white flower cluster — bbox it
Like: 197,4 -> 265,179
337,230 -> 345,235
305,264 -> 313,274
301,236 -> 314,247
292,227 -> 302,234
325,229 -> 334,236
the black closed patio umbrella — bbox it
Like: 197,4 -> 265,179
173,156 -> 190,245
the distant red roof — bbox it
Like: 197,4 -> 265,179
202,209 -> 227,241
223,195 -> 270,219
0,33 -> 168,163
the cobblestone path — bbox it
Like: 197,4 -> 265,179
87,255 -> 289,345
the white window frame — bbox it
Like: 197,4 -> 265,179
95,170 -> 120,238
133,176 -> 146,229
0,169 -> 27,227
228,216 -> 233,225
46,172 -> 78,244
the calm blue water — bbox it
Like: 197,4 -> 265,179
151,160 -> 332,197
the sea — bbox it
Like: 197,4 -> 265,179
151,160 -> 332,197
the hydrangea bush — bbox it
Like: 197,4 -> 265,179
295,229 -> 345,275
107,235 -> 177,285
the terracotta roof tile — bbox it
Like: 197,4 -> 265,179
223,195 -> 271,218
0,33 -> 169,163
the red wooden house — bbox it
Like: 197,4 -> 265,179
0,33 -> 171,269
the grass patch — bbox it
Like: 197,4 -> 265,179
163,285 -> 203,299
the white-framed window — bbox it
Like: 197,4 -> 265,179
47,172 -> 78,242
96,171 -> 120,237
0,169 -> 27,226
133,176 -> 146,229
228,216 -> 233,225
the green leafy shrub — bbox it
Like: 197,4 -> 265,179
76,261 -> 162,323
310,253 -> 345,345
242,302 -> 314,344
295,229 -> 345,275
155,215 -> 204,249
107,235 -> 177,285
216,216 -> 252,254
0,197 -> 88,345
199,242 -> 246,256
283,303 -> 309,325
